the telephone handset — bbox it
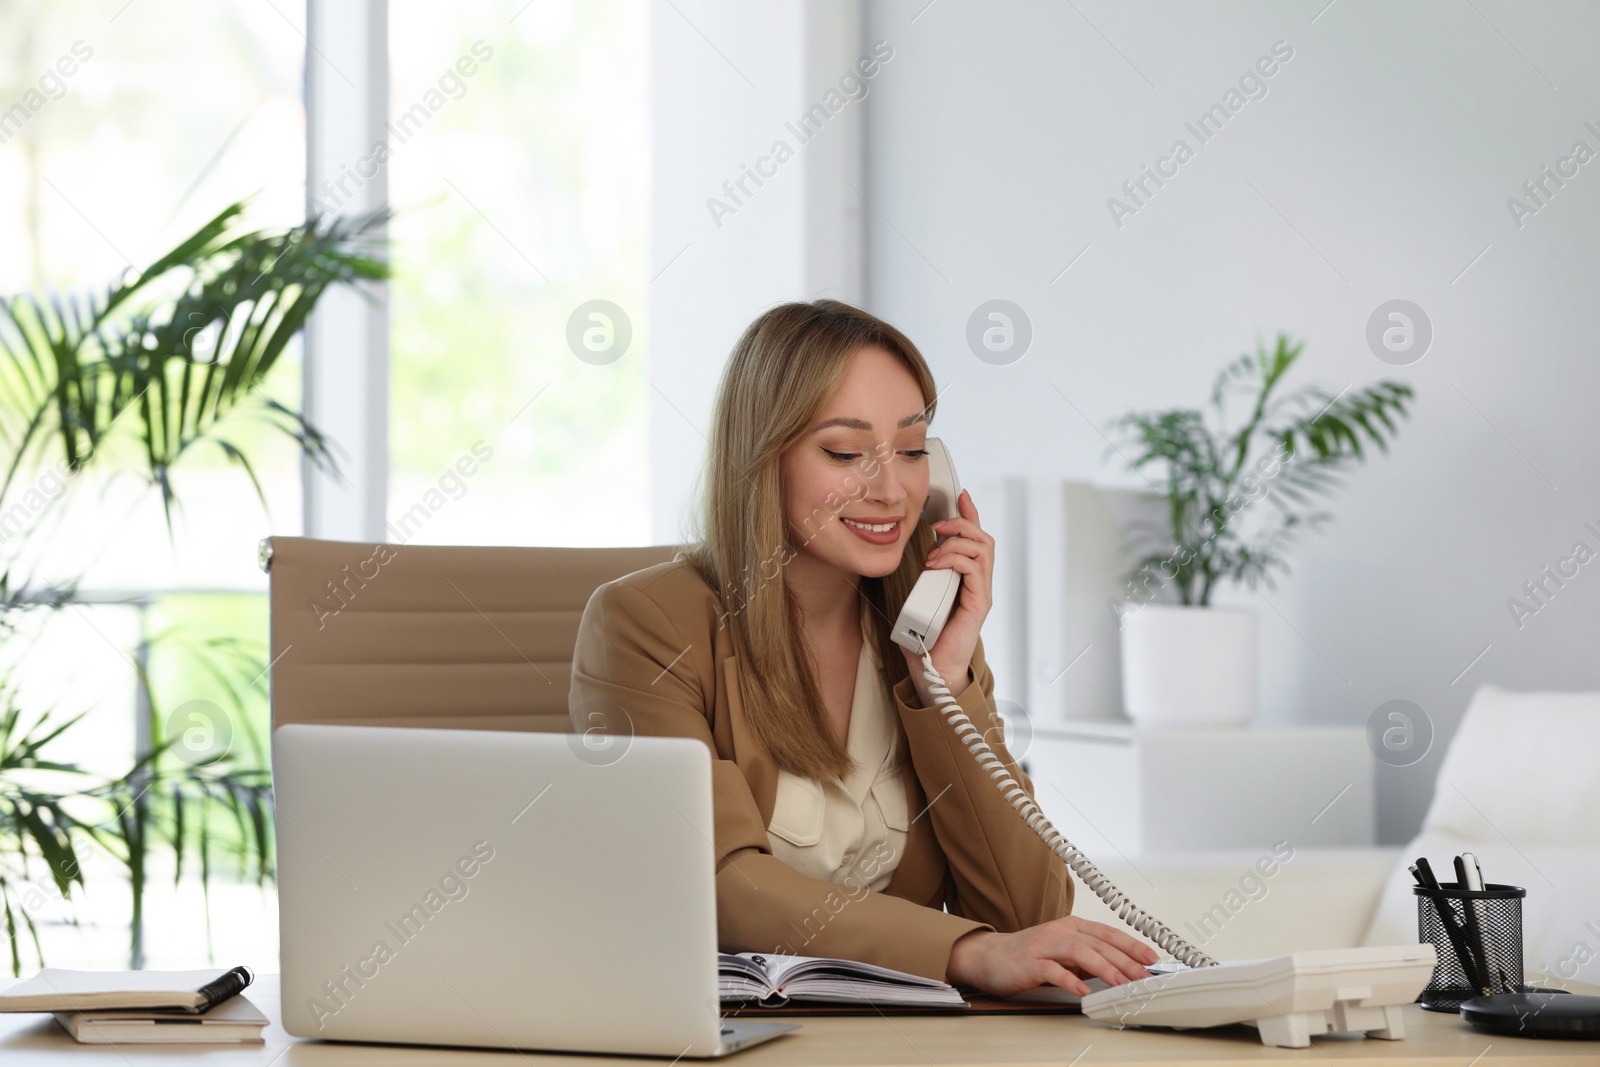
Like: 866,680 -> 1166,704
889,438 -> 1434,1048
889,438 -> 964,655
890,437 -> 1216,970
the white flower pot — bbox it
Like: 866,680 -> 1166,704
1119,604 -> 1257,728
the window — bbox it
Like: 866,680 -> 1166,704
1,0 -> 653,976
386,0 -> 651,548
0,0 -> 303,970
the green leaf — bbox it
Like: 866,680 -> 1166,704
1111,333 -> 1415,600
0,198 -> 391,537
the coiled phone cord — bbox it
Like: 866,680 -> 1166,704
913,647 -> 1218,969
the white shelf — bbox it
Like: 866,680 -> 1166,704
1021,724 -> 1374,853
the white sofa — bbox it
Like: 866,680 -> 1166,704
1070,846 -> 1399,961
1065,684 -> 1600,987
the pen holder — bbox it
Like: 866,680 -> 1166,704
1413,881 -> 1526,1013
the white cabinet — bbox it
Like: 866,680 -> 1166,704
1019,722 -> 1374,854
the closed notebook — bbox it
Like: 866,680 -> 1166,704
0,965 -> 253,1014
718,952 -> 966,1008
53,994 -> 268,1045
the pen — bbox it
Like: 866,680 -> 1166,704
1461,852 -> 1485,891
1460,852 -> 1500,992
1453,855 -> 1493,996
1414,855 -> 1483,998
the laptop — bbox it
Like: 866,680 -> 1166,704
272,723 -> 796,1057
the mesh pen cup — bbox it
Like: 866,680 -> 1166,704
1414,881 -> 1526,1013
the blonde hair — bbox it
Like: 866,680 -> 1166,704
679,299 -> 939,780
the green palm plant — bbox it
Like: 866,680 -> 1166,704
0,196 -> 384,525
0,655 -> 273,976
0,198 -> 388,971
1109,333 -> 1415,607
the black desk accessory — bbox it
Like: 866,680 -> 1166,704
1460,991 -> 1600,1039
1411,861 -> 1525,1013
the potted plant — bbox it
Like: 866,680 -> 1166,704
1107,333 -> 1414,728
0,197 -> 387,971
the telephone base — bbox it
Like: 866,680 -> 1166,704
1081,944 -> 1436,1049
1252,1003 -> 1406,1048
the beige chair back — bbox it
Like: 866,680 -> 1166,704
264,536 -> 680,733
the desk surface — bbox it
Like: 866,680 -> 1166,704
0,974 -> 1594,1066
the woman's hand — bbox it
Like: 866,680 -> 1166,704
899,488 -> 993,703
945,916 -> 1159,997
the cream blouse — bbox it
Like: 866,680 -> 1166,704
765,612 -> 910,892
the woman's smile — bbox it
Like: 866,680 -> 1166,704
841,515 -> 904,545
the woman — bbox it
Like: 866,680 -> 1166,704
568,299 -> 1157,997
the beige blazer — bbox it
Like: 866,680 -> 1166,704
568,559 -> 1073,981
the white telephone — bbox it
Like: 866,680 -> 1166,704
889,437 -> 1435,1049
889,438 -> 964,655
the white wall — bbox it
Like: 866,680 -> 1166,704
649,0 -> 867,543
861,0 -> 1600,843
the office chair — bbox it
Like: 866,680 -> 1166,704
262,536 -> 680,733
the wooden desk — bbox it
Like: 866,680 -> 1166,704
0,974 -> 1594,1065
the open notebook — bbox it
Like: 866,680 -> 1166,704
718,953 -> 966,1008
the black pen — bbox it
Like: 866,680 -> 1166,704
1414,856 -> 1483,997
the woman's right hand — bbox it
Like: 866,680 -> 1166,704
945,916 -> 1159,997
